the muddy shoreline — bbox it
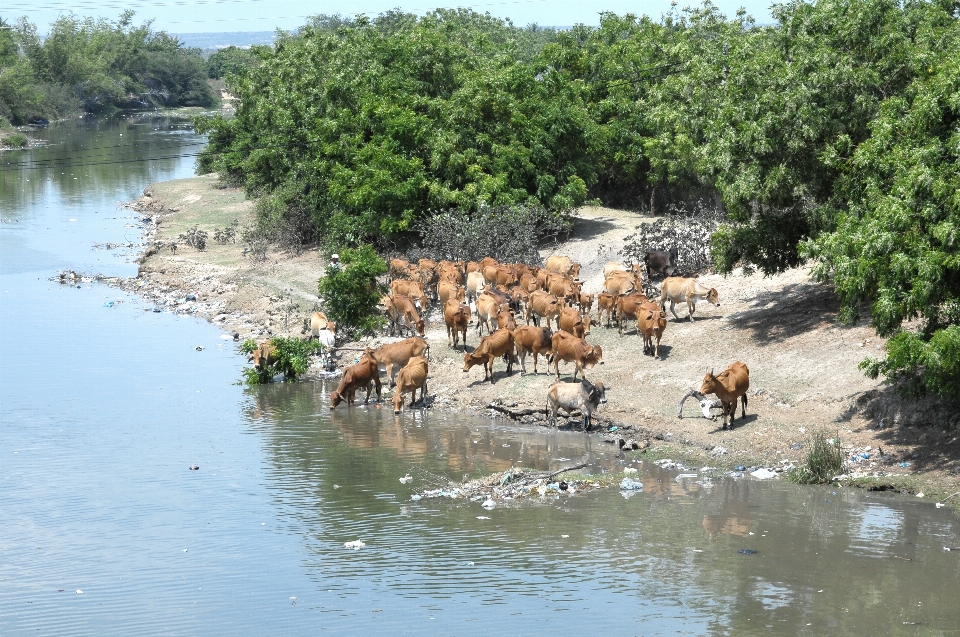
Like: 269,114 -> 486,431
78,174 -> 960,507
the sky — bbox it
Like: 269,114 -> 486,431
4,0 -> 776,34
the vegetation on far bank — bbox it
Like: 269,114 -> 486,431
0,11 -> 215,126
194,1 -> 960,399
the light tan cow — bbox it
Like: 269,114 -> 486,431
309,311 -> 329,337
545,255 -> 581,279
604,272 -> 638,296
527,290 -> 564,330
463,328 -> 514,382
390,279 -> 428,309
466,271 -> 486,306
438,280 -> 465,306
559,306 -> 591,339
391,294 -> 426,337
475,293 -> 502,336
443,299 -> 471,351
660,277 -> 720,322
596,292 -> 619,328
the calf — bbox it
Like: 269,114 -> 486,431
370,337 -> 430,387
660,277 -> 720,322
638,301 -> 668,358
700,361 -> 750,429
596,292 -> 619,328
549,330 -> 603,381
391,356 -> 429,413
443,299 -> 471,351
576,292 -> 594,316
330,354 -> 382,408
644,247 -> 679,278
513,325 -> 553,375
546,379 -> 607,430
249,340 -> 276,371
463,328 -> 514,382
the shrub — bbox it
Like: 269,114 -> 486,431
240,336 -> 325,385
317,244 -> 387,337
789,430 -> 844,484
620,200 -> 724,276
179,226 -> 208,251
413,205 -> 571,265
1,133 -> 28,148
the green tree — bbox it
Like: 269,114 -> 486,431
207,45 -> 257,79
317,245 -> 387,335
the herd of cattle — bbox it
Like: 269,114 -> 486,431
252,251 -> 752,429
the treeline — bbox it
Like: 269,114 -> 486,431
200,1 -> 957,398
0,11 -> 214,125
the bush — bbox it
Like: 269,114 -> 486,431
620,200 -> 724,276
240,336 -> 325,385
413,205 -> 571,265
789,430 -> 844,484
1,133 -> 28,148
317,244 -> 387,336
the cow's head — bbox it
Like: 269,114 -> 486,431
706,288 -> 720,307
392,390 -> 404,414
592,380 -> 607,404
330,390 -> 344,409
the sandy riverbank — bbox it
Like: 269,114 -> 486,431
97,174 -> 960,505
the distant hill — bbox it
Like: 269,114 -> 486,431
174,31 -> 277,51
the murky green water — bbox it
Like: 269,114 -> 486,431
2,116 -> 958,636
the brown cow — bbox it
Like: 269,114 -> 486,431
616,292 -> 649,337
463,328 -> 514,382
660,277 -> 720,322
308,311 -> 329,338
330,354 -> 382,408
391,294 -> 426,337
391,356 -> 429,413
390,279 -> 428,309
604,272 -> 639,296
559,306 -> 591,339
519,272 -> 540,293
638,301 -> 668,358
438,280 -> 465,306
369,337 -> 430,388
443,299 -> 471,350
513,325 -> 553,375
545,255 -> 581,279
527,290 -> 563,330
249,340 -> 276,370
549,331 -> 603,381
576,292 -> 594,316
547,275 -> 581,302
700,362 -> 750,429
596,292 -> 619,328
475,293 -> 502,336
497,308 -> 518,331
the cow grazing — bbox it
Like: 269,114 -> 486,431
390,279 -> 428,309
660,277 -> 720,322
700,361 -> 750,429
638,302 -> 668,358
387,294 -> 426,337
559,306 -> 591,339
549,331 -> 603,381
391,356 -> 429,413
369,337 -> 430,387
463,328 -> 514,382
443,299 -> 471,350
512,325 -> 553,375
546,379 -> 607,430
330,354 -> 382,408
596,292 -> 619,328
544,255 -> 581,279
644,248 -> 679,278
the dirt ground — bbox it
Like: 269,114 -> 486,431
105,174 -> 960,504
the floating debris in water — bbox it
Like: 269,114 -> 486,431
344,540 -> 365,550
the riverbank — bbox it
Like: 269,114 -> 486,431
105,174 -> 960,506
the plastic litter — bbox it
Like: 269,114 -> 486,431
103,301 -> 114,307
195,346 -> 204,351
185,293 -> 196,301
619,477 -> 644,491
189,465 -> 199,470
410,494 -> 421,501
900,462 -> 911,467
152,307 -> 162,313
750,468 -> 777,479
623,467 -> 639,474
738,549 -> 757,555
734,465 -> 746,471
481,498 -> 497,509
476,516 -> 490,520
675,473 -> 698,481
399,475 -> 412,484
344,540 -> 365,550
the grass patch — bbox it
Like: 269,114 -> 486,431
2,133 -> 29,148
788,429 -> 844,484
240,336 -> 326,385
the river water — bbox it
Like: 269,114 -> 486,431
1,115 -> 958,636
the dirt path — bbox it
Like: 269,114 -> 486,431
101,175 -> 960,502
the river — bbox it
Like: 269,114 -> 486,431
1,114 -> 958,636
